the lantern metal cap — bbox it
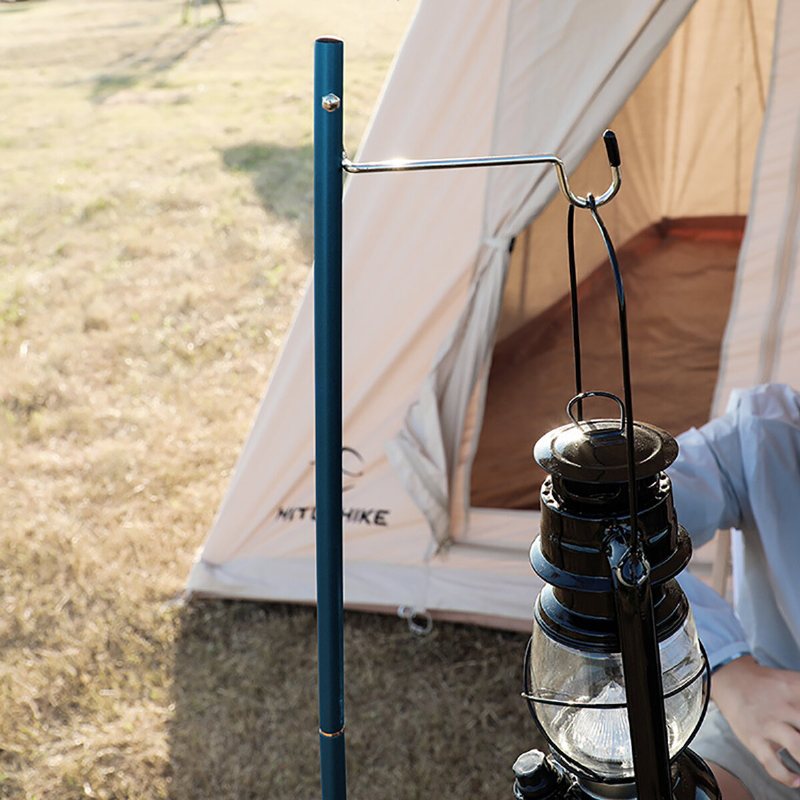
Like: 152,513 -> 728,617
533,418 -> 678,484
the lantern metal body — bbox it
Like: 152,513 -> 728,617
515,409 -> 721,799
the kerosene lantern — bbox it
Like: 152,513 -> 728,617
512,204 -> 722,797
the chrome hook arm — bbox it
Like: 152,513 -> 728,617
341,129 -> 622,209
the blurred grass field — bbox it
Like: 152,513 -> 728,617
0,2 -> 536,798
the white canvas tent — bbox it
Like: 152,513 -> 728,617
188,0 -> 800,630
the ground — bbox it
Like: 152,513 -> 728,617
0,2 -> 536,798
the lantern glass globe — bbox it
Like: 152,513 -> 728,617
529,609 -> 706,780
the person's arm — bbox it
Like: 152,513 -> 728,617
670,421 -> 749,671
672,401 -> 800,789
670,424 -> 743,548
712,656 -> 800,788
676,571 -> 749,671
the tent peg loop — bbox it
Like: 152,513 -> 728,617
397,605 -> 434,635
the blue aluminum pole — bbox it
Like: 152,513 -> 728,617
313,36 -> 347,800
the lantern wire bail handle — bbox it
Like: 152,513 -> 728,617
567,133 -> 621,409
564,133 -> 640,550
567,390 -> 625,433
544,131 -> 710,798
565,131 -> 619,421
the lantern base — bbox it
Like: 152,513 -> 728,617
573,749 -> 719,799
512,749 -> 720,799
669,749 -> 721,799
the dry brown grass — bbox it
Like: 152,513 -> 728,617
0,2 -> 539,798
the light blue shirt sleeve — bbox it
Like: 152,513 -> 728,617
668,418 -> 751,670
670,421 -> 745,547
677,570 -> 750,671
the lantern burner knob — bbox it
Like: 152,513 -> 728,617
512,749 -> 565,799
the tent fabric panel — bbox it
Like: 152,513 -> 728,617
497,137 -> 642,342
653,0 -> 774,217
462,506 -> 539,550
189,505 -> 721,628
714,0 -> 800,411
393,0 -> 696,548
497,0 -> 775,342
198,1 -> 511,571
191,0 -> 783,630
188,557 -> 537,632
188,557 -> 431,609
473,219 -> 743,509
449,349 -> 494,540
190,524 -> 540,626
425,545 -> 537,626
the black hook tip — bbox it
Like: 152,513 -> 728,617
603,130 -> 621,168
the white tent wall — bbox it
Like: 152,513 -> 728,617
191,0 -> 514,611
470,0 -> 776,513
189,0 -> 792,629
714,0 -> 800,412
498,0 -> 774,342
391,0 -> 698,546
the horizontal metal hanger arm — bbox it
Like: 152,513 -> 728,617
341,130 -> 622,209
342,151 -> 564,172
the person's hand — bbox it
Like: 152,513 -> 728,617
712,655 -> 800,788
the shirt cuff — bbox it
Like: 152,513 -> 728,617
708,642 -> 751,674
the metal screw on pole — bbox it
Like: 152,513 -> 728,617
322,93 -> 341,112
